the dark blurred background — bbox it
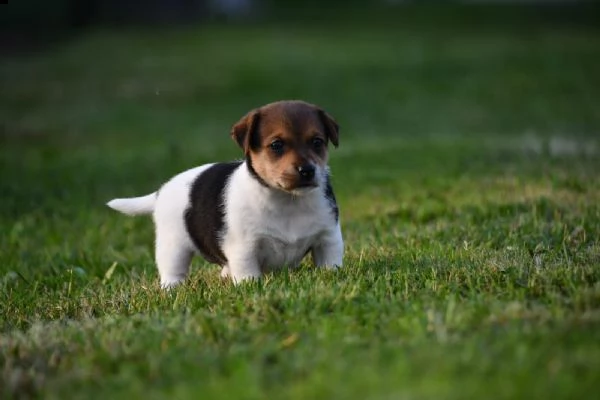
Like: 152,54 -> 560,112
2,0 -> 599,50
1,0 -> 599,217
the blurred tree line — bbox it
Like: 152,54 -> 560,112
1,0 -> 378,29
2,0 -> 596,52
3,0 -> 594,31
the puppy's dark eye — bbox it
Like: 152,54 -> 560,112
270,139 -> 284,154
312,137 -> 325,149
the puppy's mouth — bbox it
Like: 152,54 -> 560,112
276,180 -> 319,194
295,181 -> 318,188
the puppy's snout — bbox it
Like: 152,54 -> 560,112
297,164 -> 316,181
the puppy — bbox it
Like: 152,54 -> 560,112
107,100 -> 343,287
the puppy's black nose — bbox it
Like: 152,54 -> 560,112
298,164 -> 315,181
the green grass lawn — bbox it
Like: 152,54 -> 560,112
2,5 -> 600,399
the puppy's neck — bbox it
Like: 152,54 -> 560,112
245,155 -> 270,188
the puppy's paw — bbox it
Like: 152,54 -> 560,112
231,273 -> 262,285
220,266 -> 231,279
160,278 -> 185,289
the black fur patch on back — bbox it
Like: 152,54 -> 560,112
324,175 -> 339,222
184,162 -> 241,266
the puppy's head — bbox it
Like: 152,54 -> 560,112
231,100 -> 339,194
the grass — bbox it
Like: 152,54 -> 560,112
2,4 -> 600,399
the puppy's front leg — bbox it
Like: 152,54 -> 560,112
224,243 -> 262,284
312,224 -> 344,269
229,258 -> 262,284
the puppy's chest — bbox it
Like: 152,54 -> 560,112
250,205 -> 329,268
256,234 -> 313,269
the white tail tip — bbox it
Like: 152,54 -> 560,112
106,193 -> 156,216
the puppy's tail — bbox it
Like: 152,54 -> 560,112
106,193 -> 156,216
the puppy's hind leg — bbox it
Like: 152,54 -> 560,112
155,231 -> 193,288
151,177 -> 197,289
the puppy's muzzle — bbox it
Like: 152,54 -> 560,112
297,164 -> 316,186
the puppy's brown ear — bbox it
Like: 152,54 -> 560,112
318,109 -> 339,148
231,110 -> 260,154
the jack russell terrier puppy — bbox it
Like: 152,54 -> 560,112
107,100 -> 343,287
